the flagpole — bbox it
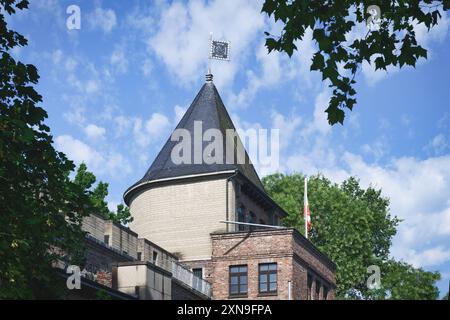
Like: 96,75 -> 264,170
208,32 -> 213,74
304,177 -> 308,239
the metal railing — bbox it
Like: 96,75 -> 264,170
171,261 -> 212,298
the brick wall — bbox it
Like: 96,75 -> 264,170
210,229 -> 336,300
96,271 -> 112,288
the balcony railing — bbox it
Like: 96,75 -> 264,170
171,261 -> 212,298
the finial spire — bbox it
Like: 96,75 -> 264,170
206,73 -> 213,82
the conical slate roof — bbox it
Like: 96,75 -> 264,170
124,75 -> 264,203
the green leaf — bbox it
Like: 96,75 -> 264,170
311,52 -> 325,71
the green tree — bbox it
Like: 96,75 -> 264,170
371,260 -> 440,300
73,163 -> 133,225
262,173 -> 441,299
0,0 -> 91,298
262,1 -> 450,125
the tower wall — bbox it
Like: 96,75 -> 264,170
129,177 -> 233,261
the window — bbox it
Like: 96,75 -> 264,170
259,263 -> 277,294
153,251 -> 158,264
237,206 -> 246,231
248,212 -> 256,230
104,234 -> 110,245
137,252 -> 142,261
272,214 -> 279,226
316,281 -> 321,300
134,286 -> 140,297
229,265 -> 248,296
307,273 -> 313,300
193,268 -> 203,279
323,286 -> 329,300
248,211 -> 256,223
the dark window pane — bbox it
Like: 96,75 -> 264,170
270,282 -> 277,291
230,284 -> 238,294
193,268 -> 202,279
230,266 -> 239,273
239,266 -> 247,273
269,264 -> 277,271
230,276 -> 238,285
240,284 -> 247,293
260,264 -> 268,271
260,283 -> 267,292
259,274 -> 266,283
269,273 -> 277,282
241,276 -> 247,284
323,287 -> 329,300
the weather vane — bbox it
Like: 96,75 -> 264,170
208,32 -> 230,76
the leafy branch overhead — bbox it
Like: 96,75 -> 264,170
1,0 -> 92,298
262,0 -> 450,125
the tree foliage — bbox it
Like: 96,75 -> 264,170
73,163 -> 133,225
370,260 -> 440,300
262,173 -> 441,299
0,0 -> 91,298
262,0 -> 450,125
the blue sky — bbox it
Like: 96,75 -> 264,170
7,0 -> 450,297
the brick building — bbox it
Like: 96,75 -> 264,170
115,74 -> 337,300
57,213 -> 211,300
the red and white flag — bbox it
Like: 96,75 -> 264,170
304,177 -> 311,238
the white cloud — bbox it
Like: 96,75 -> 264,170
65,57 -> 78,71
229,27 -> 317,108
361,138 -> 389,161
63,102 -> 86,126
301,88 -> 331,137
110,47 -> 129,74
52,49 -> 63,65
142,59 -> 153,76
56,135 -> 103,169
85,79 -> 99,93
281,109 -> 450,269
149,0 -> 264,88
84,124 -> 106,140
88,7 -> 117,33
174,105 -> 187,124
146,113 -> 171,136
114,115 -> 133,138
133,113 -> 171,147
427,134 -> 448,155
415,10 -> 450,48
361,55 -> 399,86
55,135 -> 131,177
396,246 -> 450,268
229,41 -> 282,107
271,111 -> 302,151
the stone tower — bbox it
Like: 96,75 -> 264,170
124,74 -> 286,264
